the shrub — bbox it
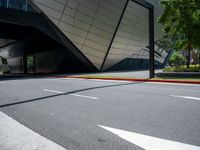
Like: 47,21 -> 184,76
163,65 -> 200,72
168,53 -> 186,67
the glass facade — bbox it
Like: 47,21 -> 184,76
0,0 -> 35,12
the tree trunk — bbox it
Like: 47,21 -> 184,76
186,43 -> 192,68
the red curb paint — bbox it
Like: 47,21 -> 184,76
54,76 -> 200,85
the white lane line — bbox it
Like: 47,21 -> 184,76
129,85 -> 200,93
63,78 -> 86,81
70,93 -> 99,100
43,89 -> 98,100
170,95 -> 200,101
43,89 -> 65,94
0,111 -> 67,150
99,125 -> 200,150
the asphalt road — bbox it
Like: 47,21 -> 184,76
0,77 -> 200,150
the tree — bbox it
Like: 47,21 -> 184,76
158,0 -> 200,68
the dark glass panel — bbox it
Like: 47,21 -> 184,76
9,0 -> 26,11
0,0 -> 7,8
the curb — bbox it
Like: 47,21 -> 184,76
55,76 -> 200,85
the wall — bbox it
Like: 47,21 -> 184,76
33,0 -> 127,69
32,0 -> 167,71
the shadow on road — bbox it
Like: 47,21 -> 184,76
0,82 -> 143,108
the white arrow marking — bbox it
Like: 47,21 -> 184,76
170,95 -> 200,101
98,125 -> 200,150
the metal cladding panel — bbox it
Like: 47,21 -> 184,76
103,1 -> 149,70
103,0 -> 165,70
33,0 -> 127,69
33,0 -> 165,71
146,0 -> 163,40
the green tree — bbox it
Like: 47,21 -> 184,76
158,0 -> 200,68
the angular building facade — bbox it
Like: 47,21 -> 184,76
0,0 -> 171,73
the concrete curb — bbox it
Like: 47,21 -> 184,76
55,76 -> 200,85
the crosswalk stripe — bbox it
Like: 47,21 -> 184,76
0,111 -> 67,150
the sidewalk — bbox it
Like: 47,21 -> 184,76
1,70 -> 200,84
57,70 -> 200,85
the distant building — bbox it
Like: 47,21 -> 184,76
0,0 -> 171,73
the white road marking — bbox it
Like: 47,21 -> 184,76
99,125 -> 200,150
170,95 -> 200,101
43,89 -> 98,100
43,89 -> 65,94
0,111 -> 67,150
70,93 -> 99,100
63,78 -> 86,81
129,85 -> 200,93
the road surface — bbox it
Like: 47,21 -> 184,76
0,77 -> 200,150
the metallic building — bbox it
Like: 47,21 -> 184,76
0,0 -> 171,73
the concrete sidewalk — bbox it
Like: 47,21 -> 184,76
74,70 -> 160,79
1,70 -> 200,84
56,70 -> 200,85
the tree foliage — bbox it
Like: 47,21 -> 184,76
158,0 -> 200,68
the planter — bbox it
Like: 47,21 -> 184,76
156,72 -> 200,78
